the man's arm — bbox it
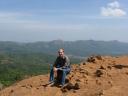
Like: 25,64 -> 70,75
63,55 -> 70,68
53,57 -> 58,67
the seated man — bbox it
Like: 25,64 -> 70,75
49,48 -> 70,86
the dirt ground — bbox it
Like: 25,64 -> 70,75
1,55 -> 128,96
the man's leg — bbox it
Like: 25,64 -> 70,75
49,64 -> 54,83
61,68 -> 70,86
49,68 -> 54,82
56,70 -> 61,83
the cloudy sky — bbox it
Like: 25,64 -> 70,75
0,0 -> 128,42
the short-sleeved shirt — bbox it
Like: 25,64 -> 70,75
53,55 -> 70,68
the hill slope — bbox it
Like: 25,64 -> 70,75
1,55 -> 128,96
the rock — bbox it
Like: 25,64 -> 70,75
125,72 -> 128,75
82,62 -> 86,65
99,65 -> 105,70
95,55 -> 102,60
96,79 -> 102,85
81,70 -> 89,75
61,87 -> 68,93
107,66 -> 112,70
61,82 -> 80,92
86,56 -> 96,63
75,79 -> 81,82
65,83 -> 74,90
74,83 -> 80,90
95,69 -> 103,77
108,81 -> 113,86
113,64 -> 128,69
10,89 -> 14,93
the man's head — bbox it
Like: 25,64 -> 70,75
58,48 -> 64,57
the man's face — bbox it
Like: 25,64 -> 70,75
58,49 -> 64,57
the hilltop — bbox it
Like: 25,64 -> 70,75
1,55 -> 128,96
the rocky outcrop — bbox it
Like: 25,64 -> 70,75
1,56 -> 128,96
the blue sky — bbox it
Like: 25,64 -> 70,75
0,0 -> 128,42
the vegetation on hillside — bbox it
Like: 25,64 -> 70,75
0,52 -> 81,87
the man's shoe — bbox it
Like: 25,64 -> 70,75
49,81 -> 54,84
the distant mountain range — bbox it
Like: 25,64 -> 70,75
0,40 -> 128,57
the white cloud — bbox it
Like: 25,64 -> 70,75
101,1 -> 127,17
108,1 -> 120,8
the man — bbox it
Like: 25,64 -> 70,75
49,48 -> 70,86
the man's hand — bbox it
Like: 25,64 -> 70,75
53,67 -> 58,72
